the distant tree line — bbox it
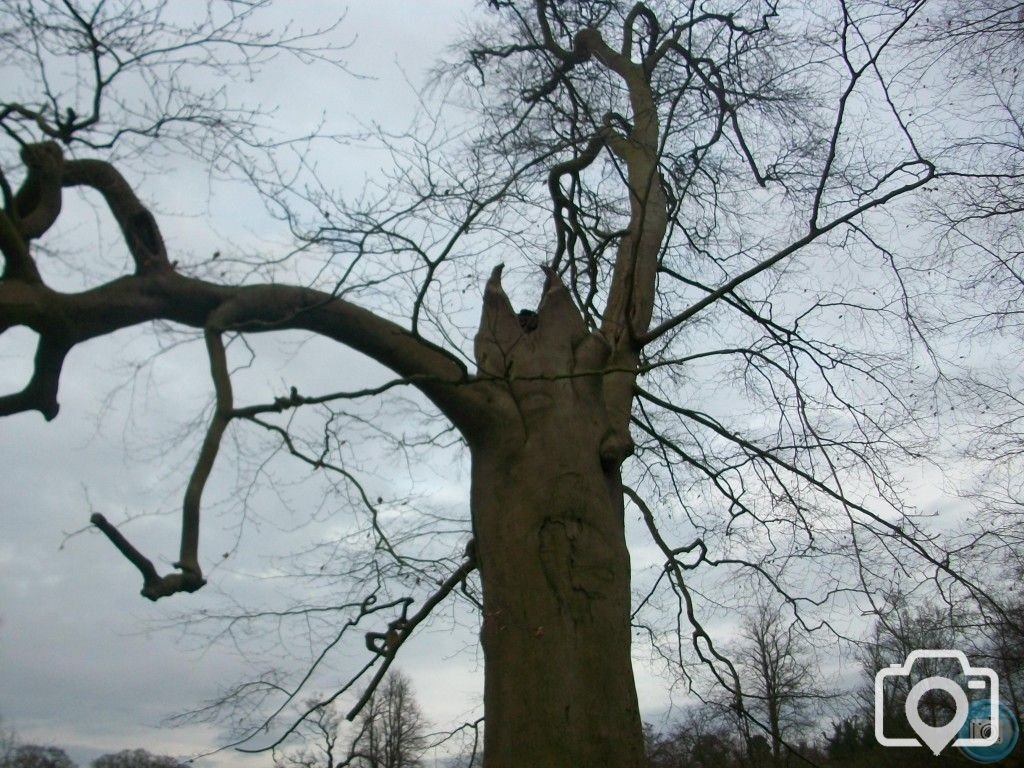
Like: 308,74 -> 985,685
4,592 -> 1021,768
0,743 -> 187,768
644,582 -> 1024,768
1,670 -> 430,768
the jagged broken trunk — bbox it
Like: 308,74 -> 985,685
470,266 -> 645,768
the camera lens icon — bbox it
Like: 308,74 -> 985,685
972,719 -> 994,740
874,650 -> 1000,756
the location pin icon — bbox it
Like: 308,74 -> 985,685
905,676 -> 970,755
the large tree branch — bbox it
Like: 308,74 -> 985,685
0,209 -> 42,283
529,9 -> 667,351
0,142 -> 68,282
2,146 -> 483,428
559,22 -> 667,442
92,327 -> 247,599
0,331 -> 68,420
176,327 -> 233,578
90,511 -> 206,601
14,142 -> 65,242
0,146 -> 490,603
0,272 -> 485,428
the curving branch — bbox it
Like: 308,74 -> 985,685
14,142 -> 65,242
547,126 -> 612,272
176,328 -> 234,579
0,208 -> 39,283
0,142 -> 67,282
62,157 -> 171,274
90,512 -> 205,601
621,3 -> 659,61
0,142 -> 485,427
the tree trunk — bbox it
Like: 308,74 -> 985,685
768,701 -> 781,768
470,265 -> 645,767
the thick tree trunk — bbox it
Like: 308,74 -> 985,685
465,30 -> 669,760
471,425 -> 644,767
470,265 -> 645,767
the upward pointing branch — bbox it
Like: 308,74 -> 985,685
543,21 -> 668,436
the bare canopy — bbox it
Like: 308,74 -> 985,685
2,1 -> 1020,766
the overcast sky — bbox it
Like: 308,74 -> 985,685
0,3 -> 707,765
0,3 -> 494,766
0,1 -> 988,766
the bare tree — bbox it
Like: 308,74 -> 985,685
860,593 -> 964,744
349,671 -> 426,768
1,1 -> 1018,766
273,671 -> 425,768
961,563 -> 1024,717
0,722 -> 16,766
734,599 -> 824,768
273,701 -> 345,768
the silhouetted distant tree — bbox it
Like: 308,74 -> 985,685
735,598 -> 824,767
0,722 -> 16,765
273,699 -> 344,768
274,670 -> 426,768
91,749 -> 186,768
350,670 -> 426,768
0,745 -> 75,768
